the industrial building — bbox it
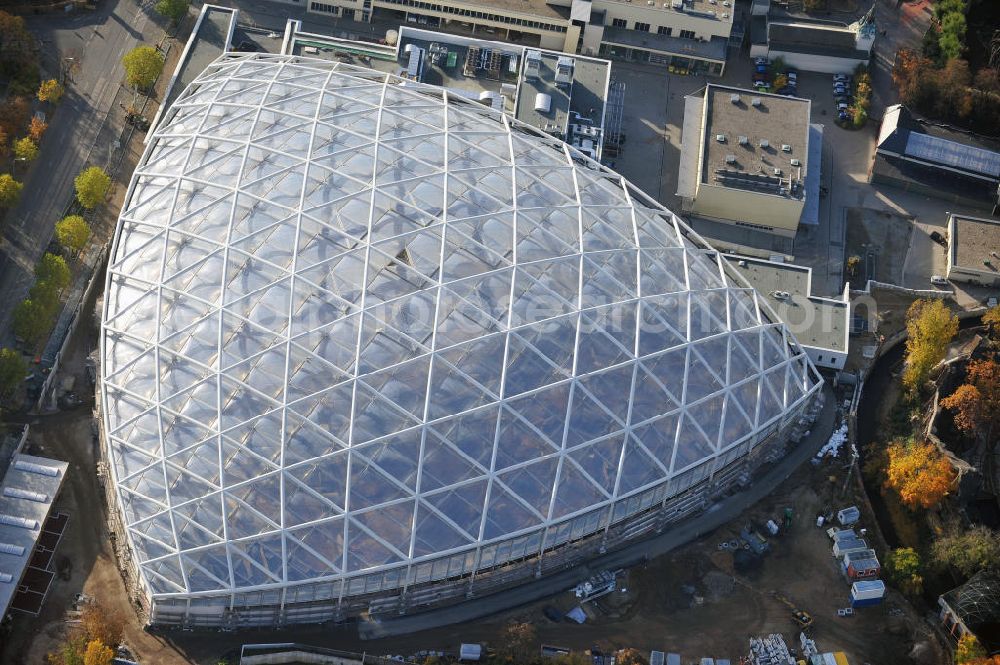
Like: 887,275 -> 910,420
749,0 -> 876,74
723,255 -> 850,370
100,53 -> 823,628
678,85 -> 820,238
311,26 -> 618,160
946,214 -> 1000,288
871,104 -> 1000,209
0,454 -> 69,620
285,0 -> 736,74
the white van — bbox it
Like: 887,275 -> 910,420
930,275 -> 949,286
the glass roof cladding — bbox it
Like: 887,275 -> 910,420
101,54 -> 820,598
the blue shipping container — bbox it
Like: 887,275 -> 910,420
850,596 -> 883,608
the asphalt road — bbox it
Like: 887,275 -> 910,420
0,1 -> 165,345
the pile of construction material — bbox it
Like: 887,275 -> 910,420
748,634 -> 794,665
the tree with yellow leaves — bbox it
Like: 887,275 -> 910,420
885,438 -> 955,509
903,299 -> 958,394
984,305 -> 1000,336
82,640 -> 114,665
37,79 -> 64,104
956,634 -> 987,664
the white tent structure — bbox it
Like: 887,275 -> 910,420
99,53 -> 822,627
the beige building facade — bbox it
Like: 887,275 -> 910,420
677,85 -> 816,238
299,0 -> 733,74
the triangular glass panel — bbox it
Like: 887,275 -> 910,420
672,412 -> 717,472
424,479 -> 487,539
413,502 -> 474,557
638,295 -> 688,357
618,436 -> 665,494
553,459 -> 610,518
430,406 -> 499,469
568,435 -> 624,495
483,483 -> 541,539
286,453 -> 349,511
497,456 -> 558,518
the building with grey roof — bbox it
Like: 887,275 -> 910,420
749,0 -> 876,74
947,214 -> 1000,288
724,255 -> 850,370
871,104 -> 1000,210
287,26 -> 613,158
678,85 -> 819,238
0,454 -> 68,620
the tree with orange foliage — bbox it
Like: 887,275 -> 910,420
885,438 -> 956,509
28,116 -> 47,142
941,357 -> 1000,443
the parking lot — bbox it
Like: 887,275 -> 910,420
606,43 -> 998,300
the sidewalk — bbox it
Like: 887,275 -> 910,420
360,383 -> 839,640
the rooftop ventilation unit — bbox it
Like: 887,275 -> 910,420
751,97 -> 761,107
759,139 -> 769,148
13,460 -> 58,477
773,168 -> 782,175
0,542 -> 24,556
716,134 -> 726,143
672,0 -> 684,9
723,1 -> 730,5
738,259 -> 747,267
0,572 -> 13,584
722,12 -> 729,17
781,144 -> 791,152
790,158 -> 801,166
725,154 -> 737,164
738,135 -> 748,145
0,514 -> 37,530
730,93 -> 740,104
2,487 -> 47,502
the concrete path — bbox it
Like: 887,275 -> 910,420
0,1 -> 167,345
360,383 -> 838,640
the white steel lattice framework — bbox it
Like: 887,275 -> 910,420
100,53 -> 822,609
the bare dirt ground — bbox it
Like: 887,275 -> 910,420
41,449 -> 945,665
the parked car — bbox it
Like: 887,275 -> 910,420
838,110 -> 852,122
755,63 -> 768,74
930,275 -> 950,286
930,230 -> 948,246
833,73 -> 851,83
754,57 -> 770,65
837,102 -> 849,111
836,95 -> 854,105
787,71 -> 798,81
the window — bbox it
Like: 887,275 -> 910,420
310,1 -> 339,12
635,21 -> 650,31
679,29 -> 696,39
657,26 -> 672,35
612,17 -> 627,28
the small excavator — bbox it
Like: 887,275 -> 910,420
773,591 -> 814,630
733,579 -> 815,631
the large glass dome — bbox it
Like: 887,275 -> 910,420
100,54 -> 820,610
